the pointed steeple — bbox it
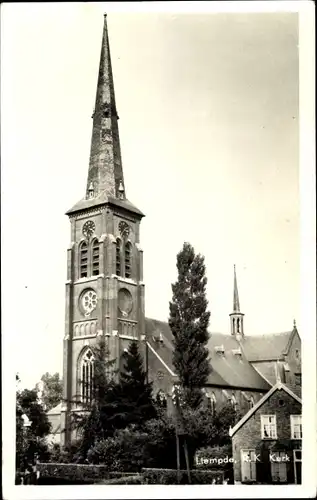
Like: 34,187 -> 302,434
230,265 -> 245,338
66,14 -> 144,218
233,264 -> 240,312
86,13 -> 125,200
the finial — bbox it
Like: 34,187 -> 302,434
104,13 -> 107,18
293,318 -> 296,328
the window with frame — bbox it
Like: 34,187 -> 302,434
249,396 -> 255,409
270,451 -> 288,482
206,392 -> 216,413
295,373 -> 302,386
290,415 -> 302,439
116,239 -> 121,276
81,348 -> 95,404
91,239 -> 100,276
124,242 -> 131,278
79,242 -> 88,278
261,415 -> 277,439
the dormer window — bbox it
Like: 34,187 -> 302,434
215,345 -> 225,355
232,348 -> 242,358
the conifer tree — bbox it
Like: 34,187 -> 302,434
113,340 -> 157,429
169,242 -> 211,408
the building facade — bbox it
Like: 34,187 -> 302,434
47,15 -> 301,447
229,382 -> 302,484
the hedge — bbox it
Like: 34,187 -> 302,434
98,475 -> 143,484
37,463 -> 139,484
141,468 -> 224,484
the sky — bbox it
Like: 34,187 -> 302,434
1,2 -> 309,390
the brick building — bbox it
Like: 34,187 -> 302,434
46,15 -> 301,447
229,382 -> 302,484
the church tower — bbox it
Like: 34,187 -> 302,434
61,15 -> 145,446
229,265 -> 244,339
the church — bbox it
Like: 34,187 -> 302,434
47,15 -> 301,447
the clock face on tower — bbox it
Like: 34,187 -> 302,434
81,289 -> 98,316
118,221 -> 130,238
82,220 -> 95,238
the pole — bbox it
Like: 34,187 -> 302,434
183,438 -> 191,484
145,340 -> 149,384
176,430 -> 181,484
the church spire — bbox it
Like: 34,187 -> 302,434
233,264 -> 240,312
86,13 -> 125,200
230,265 -> 245,339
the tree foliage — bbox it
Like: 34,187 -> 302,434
114,341 -> 157,428
16,376 -> 51,471
169,242 -> 211,408
37,372 -> 63,411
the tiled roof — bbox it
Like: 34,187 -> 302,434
207,333 -> 270,390
240,331 -> 295,361
145,318 -> 270,391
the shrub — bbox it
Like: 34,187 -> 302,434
142,468 -> 224,485
87,426 -> 150,472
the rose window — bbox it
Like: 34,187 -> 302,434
81,290 -> 97,316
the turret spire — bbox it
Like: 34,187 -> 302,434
233,264 -> 240,312
230,265 -> 245,339
86,14 -> 125,200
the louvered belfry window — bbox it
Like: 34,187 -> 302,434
116,239 -> 121,276
92,239 -> 99,276
124,242 -> 131,278
79,242 -> 88,278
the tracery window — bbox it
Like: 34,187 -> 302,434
81,348 -> 95,404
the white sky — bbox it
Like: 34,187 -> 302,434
0,2 -> 309,390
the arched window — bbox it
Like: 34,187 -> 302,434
237,318 -> 240,333
211,392 -> 216,413
81,348 -> 95,405
79,242 -> 88,278
91,239 -> 100,276
231,394 -> 237,412
207,392 -> 216,414
124,242 -> 131,278
116,239 -> 121,276
156,390 -> 167,408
